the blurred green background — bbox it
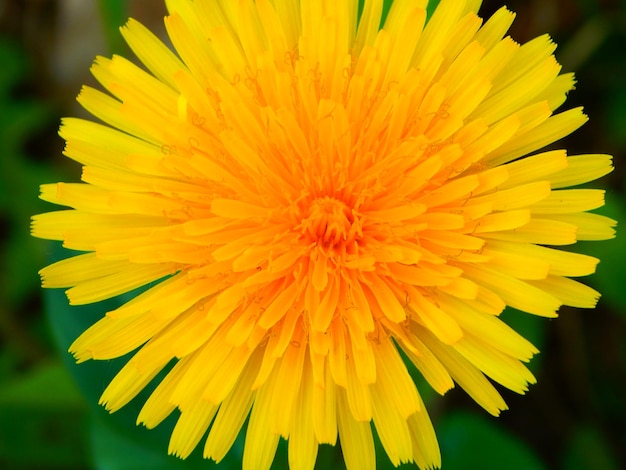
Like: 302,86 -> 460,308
0,0 -> 624,469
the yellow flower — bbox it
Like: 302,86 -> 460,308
33,0 -> 615,469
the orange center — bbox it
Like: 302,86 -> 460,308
300,196 -> 357,248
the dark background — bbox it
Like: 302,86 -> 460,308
0,0 -> 624,468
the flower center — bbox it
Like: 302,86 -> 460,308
301,196 -> 356,248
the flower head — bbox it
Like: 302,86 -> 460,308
33,0 -> 615,469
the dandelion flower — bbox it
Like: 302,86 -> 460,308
33,0 -> 615,469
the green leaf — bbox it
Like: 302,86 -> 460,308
0,362 -> 84,406
0,363 -> 89,468
438,411 -> 547,470
91,414 -> 204,470
315,444 -> 346,470
426,0 -> 442,20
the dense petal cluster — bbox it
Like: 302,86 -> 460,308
33,1 -> 614,469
